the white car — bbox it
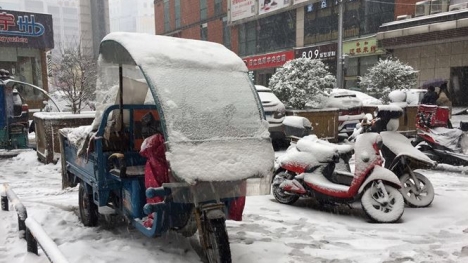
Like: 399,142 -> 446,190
323,90 -> 366,134
255,85 -> 286,141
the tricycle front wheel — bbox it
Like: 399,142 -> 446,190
79,183 -> 98,226
203,218 -> 231,263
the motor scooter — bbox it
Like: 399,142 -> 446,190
272,132 -> 405,223
350,105 -> 436,207
415,104 -> 468,166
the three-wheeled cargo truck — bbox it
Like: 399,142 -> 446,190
60,32 -> 274,263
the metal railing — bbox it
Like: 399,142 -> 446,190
1,183 -> 69,263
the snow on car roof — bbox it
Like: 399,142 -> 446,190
331,89 -> 382,106
255,85 -> 272,92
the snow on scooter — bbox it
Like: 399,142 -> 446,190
272,132 -> 405,223
350,105 -> 436,208
415,104 -> 468,166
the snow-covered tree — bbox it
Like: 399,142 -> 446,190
268,58 -> 336,109
359,58 -> 418,103
49,41 -> 97,114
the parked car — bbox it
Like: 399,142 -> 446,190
255,85 -> 286,143
323,90 -> 366,135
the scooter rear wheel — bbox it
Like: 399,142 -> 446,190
272,171 -> 299,205
361,182 -> 404,223
400,172 -> 434,208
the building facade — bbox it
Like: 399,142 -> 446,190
110,0 -> 155,34
378,0 -> 468,106
154,0 -> 394,88
80,0 -> 110,58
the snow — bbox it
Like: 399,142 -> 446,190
330,89 -> 382,106
33,112 -> 96,120
25,218 -> 69,263
166,139 -> 274,184
325,90 -> 363,109
282,116 -> 311,129
1,150 -> 468,262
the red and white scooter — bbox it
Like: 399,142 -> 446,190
272,133 -> 405,223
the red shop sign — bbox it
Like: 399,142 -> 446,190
242,50 -> 294,70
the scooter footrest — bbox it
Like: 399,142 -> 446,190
146,187 -> 171,199
143,202 -> 166,215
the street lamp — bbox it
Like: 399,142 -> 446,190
336,0 -> 344,89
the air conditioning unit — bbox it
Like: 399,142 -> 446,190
430,0 -> 449,14
449,2 -> 468,11
415,0 -> 431,17
397,14 -> 412,20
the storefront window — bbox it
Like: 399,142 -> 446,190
0,48 -> 42,87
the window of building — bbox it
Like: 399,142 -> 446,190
200,23 -> 208,40
175,0 -> 181,28
239,11 -> 296,56
200,0 -> 207,20
164,0 -> 170,32
215,0 -> 223,15
238,21 -> 257,56
304,0 -> 393,46
222,18 -> 231,49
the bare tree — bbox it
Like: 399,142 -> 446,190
49,40 -> 97,114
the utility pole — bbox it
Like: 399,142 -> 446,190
336,0 -> 344,89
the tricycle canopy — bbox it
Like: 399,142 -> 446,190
94,32 -> 274,184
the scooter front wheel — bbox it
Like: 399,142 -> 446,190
361,182 -> 404,223
400,172 -> 434,208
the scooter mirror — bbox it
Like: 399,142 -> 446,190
360,151 -> 370,162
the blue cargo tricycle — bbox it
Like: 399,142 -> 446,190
59,32 -> 274,263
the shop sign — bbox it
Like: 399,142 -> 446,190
243,50 -> 295,70
343,37 -> 384,56
259,0 -> 292,15
0,9 -> 53,49
294,43 -> 337,60
230,0 -> 257,22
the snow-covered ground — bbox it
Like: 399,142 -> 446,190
1,150 -> 468,263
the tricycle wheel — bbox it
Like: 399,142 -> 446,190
203,218 -> 231,263
79,183 -> 98,227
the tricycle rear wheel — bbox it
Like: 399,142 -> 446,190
79,183 -> 98,227
204,218 -> 231,263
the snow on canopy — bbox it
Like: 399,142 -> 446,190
91,32 -> 274,184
